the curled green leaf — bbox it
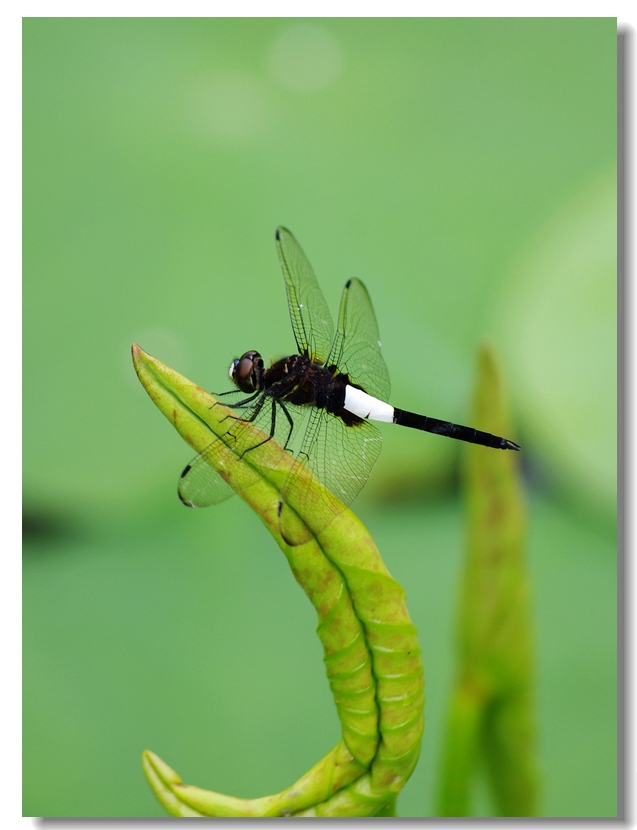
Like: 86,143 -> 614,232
132,345 -> 424,816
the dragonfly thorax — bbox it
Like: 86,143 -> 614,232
259,353 -> 343,411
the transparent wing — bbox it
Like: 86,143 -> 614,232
275,226 -> 334,364
178,451 -> 236,507
327,278 -> 391,402
280,406 -> 383,543
178,392 -> 306,508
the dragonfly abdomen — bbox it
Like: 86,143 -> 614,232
342,386 -> 519,450
343,385 -> 394,423
393,408 -> 520,450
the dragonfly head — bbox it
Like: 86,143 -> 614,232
229,350 -> 264,393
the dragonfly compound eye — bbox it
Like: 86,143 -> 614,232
230,350 -> 262,393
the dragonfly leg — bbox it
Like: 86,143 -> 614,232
238,396 -> 278,457
210,390 -> 261,412
277,401 -> 295,451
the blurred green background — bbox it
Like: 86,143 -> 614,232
23,18 -> 616,817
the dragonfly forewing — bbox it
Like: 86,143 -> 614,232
276,226 -> 334,364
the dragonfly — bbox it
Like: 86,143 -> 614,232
178,227 -> 519,542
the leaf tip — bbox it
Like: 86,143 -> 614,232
131,342 -> 147,372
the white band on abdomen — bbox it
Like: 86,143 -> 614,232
344,386 -> 394,423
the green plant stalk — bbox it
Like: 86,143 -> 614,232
436,344 -> 539,817
435,685 -> 481,816
132,345 -> 424,817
